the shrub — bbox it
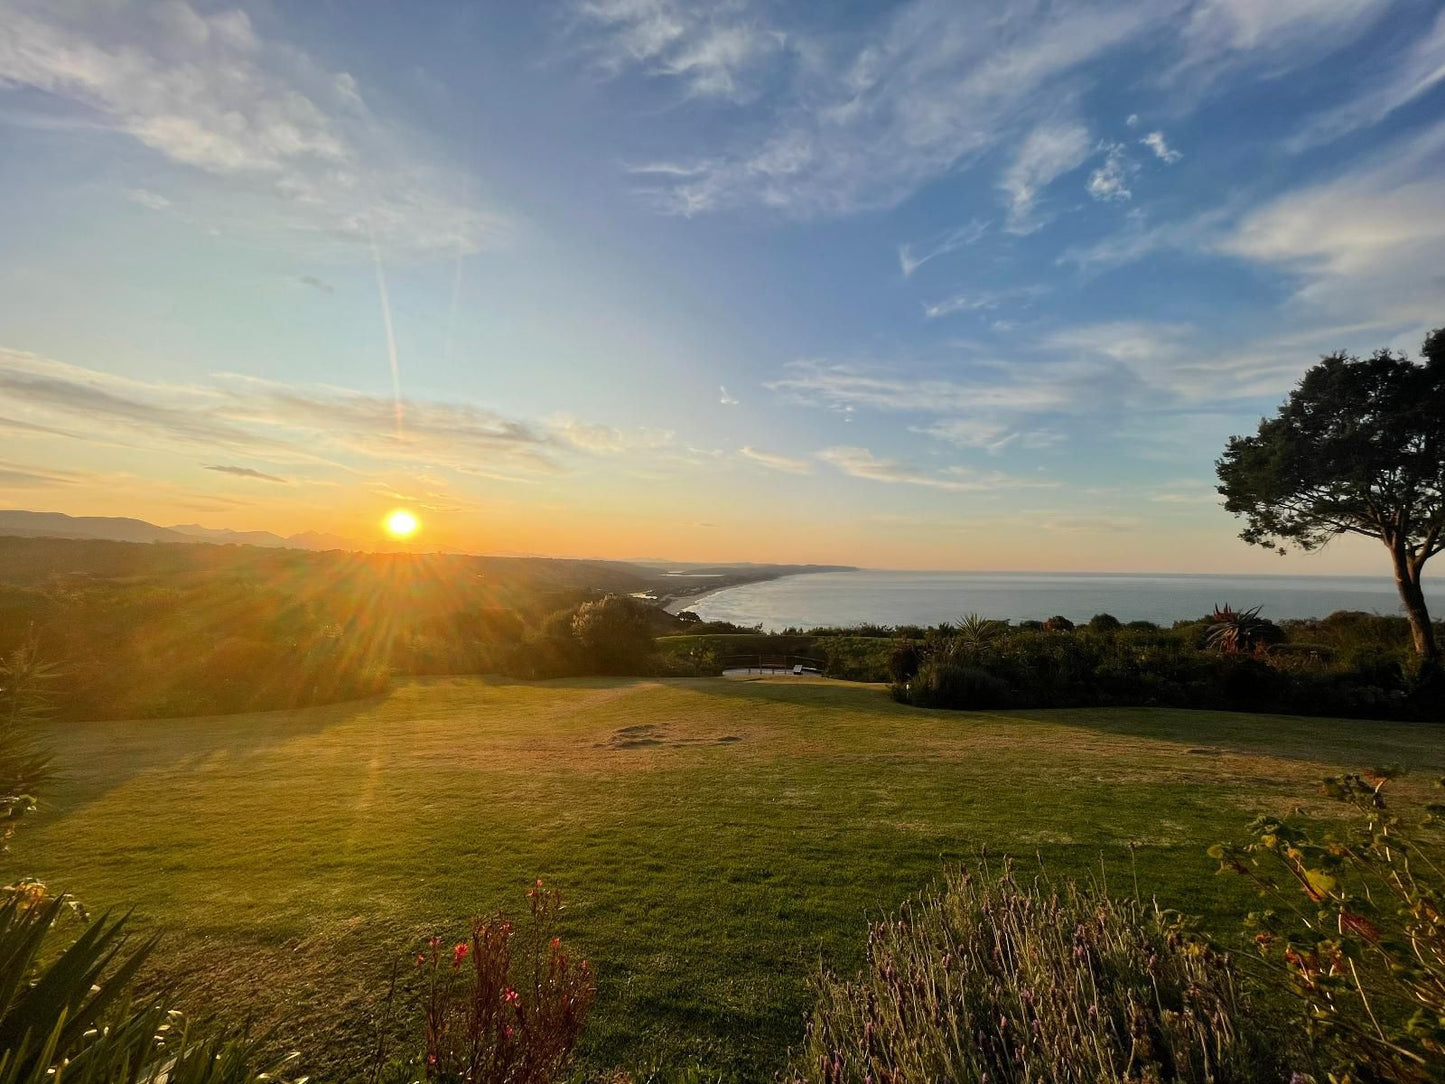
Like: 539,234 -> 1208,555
788,864 -> 1282,1084
1042,615 -> 1074,632
1213,771 -> 1445,1082
886,643 -> 920,684
407,881 -> 595,1084
1086,612 -> 1122,633
907,662 -> 1012,710
0,895 -> 297,1083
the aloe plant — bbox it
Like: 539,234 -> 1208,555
0,896 -> 298,1083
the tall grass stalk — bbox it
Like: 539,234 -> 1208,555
790,863 -> 1282,1084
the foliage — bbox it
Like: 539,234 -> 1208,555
952,614 -> 1007,646
788,863 -> 1282,1084
1086,612 -> 1122,633
1212,771 -> 1445,1082
570,596 -> 657,674
905,662 -> 1012,710
404,882 -> 595,1084
886,643 -> 920,684
0,896 -> 297,1083
886,610 -> 1442,721
1042,615 -> 1075,632
1216,330 -> 1445,659
1205,604 -> 1285,655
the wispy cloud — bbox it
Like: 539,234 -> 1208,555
1219,118 -> 1445,325
1000,121 -> 1094,233
913,419 -> 1066,454
738,446 -> 811,474
898,219 -> 988,277
0,1 -> 502,254
204,464 -> 289,483
1086,143 -> 1133,201
124,188 -> 171,211
547,415 -> 675,454
818,446 -> 1056,492
767,359 -> 1073,414
0,347 -> 687,485
612,0 -> 1164,217
1140,130 -> 1182,163
1286,7 -> 1445,149
923,284 -> 1047,319
719,385 -> 738,405
0,461 -> 88,489
573,0 -> 784,102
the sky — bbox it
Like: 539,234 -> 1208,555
0,0 -> 1442,573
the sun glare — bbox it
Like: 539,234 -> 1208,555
385,509 -> 419,539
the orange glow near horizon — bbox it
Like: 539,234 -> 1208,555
384,509 -> 419,539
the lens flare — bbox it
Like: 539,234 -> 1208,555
385,509 -> 418,539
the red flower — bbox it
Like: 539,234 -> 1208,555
415,953 -> 426,967
452,942 -> 470,967
503,987 -> 520,1006
428,936 -> 441,950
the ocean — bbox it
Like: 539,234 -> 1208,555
684,570 -> 1443,631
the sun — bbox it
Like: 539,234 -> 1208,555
384,509 -> 419,539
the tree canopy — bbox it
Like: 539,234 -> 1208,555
1216,328 -> 1445,659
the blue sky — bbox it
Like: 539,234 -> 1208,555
0,0 -> 1442,571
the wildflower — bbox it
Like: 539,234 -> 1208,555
428,936 -> 441,950
503,987 -> 520,1006
551,936 -> 561,950
452,942 -> 470,967
415,954 -> 426,967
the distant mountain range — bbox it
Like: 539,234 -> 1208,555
0,510 -> 359,552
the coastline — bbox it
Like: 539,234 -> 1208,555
661,584 -> 734,615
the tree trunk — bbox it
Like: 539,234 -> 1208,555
1390,546 -> 1439,661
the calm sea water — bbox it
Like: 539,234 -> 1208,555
686,571 -> 1443,630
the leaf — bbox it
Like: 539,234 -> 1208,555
1304,869 -> 1337,901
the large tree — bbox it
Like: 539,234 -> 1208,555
1216,329 -> 1445,661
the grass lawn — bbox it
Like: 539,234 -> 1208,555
19,675 -> 1445,1080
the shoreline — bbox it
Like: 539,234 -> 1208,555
661,584 -> 734,615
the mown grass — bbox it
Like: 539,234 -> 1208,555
17,676 -> 1445,1080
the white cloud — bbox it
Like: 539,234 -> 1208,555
719,385 -> 739,405
1176,0 -> 1393,78
767,359 -> 1074,414
0,1 -> 502,255
574,0 -> 783,102
1125,112 -> 1140,127
1057,207 -> 1229,271
923,284 -> 1047,319
1000,121 -> 1093,233
1140,130 -> 1182,163
1287,7 -> 1445,150
615,0 -> 1165,217
1086,143 -> 1133,201
547,415 -> 675,454
738,445 -> 811,474
125,188 -> 171,210
898,219 -> 989,277
1219,119 -> 1445,325
819,445 -> 1055,492
0,346 -> 682,484
914,419 -> 1068,454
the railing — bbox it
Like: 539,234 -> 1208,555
720,654 -> 825,673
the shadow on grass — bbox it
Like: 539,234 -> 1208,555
37,693 -> 388,818
671,674 -> 1445,770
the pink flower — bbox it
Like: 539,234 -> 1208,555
503,987 -> 520,1006
452,942 -> 470,967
